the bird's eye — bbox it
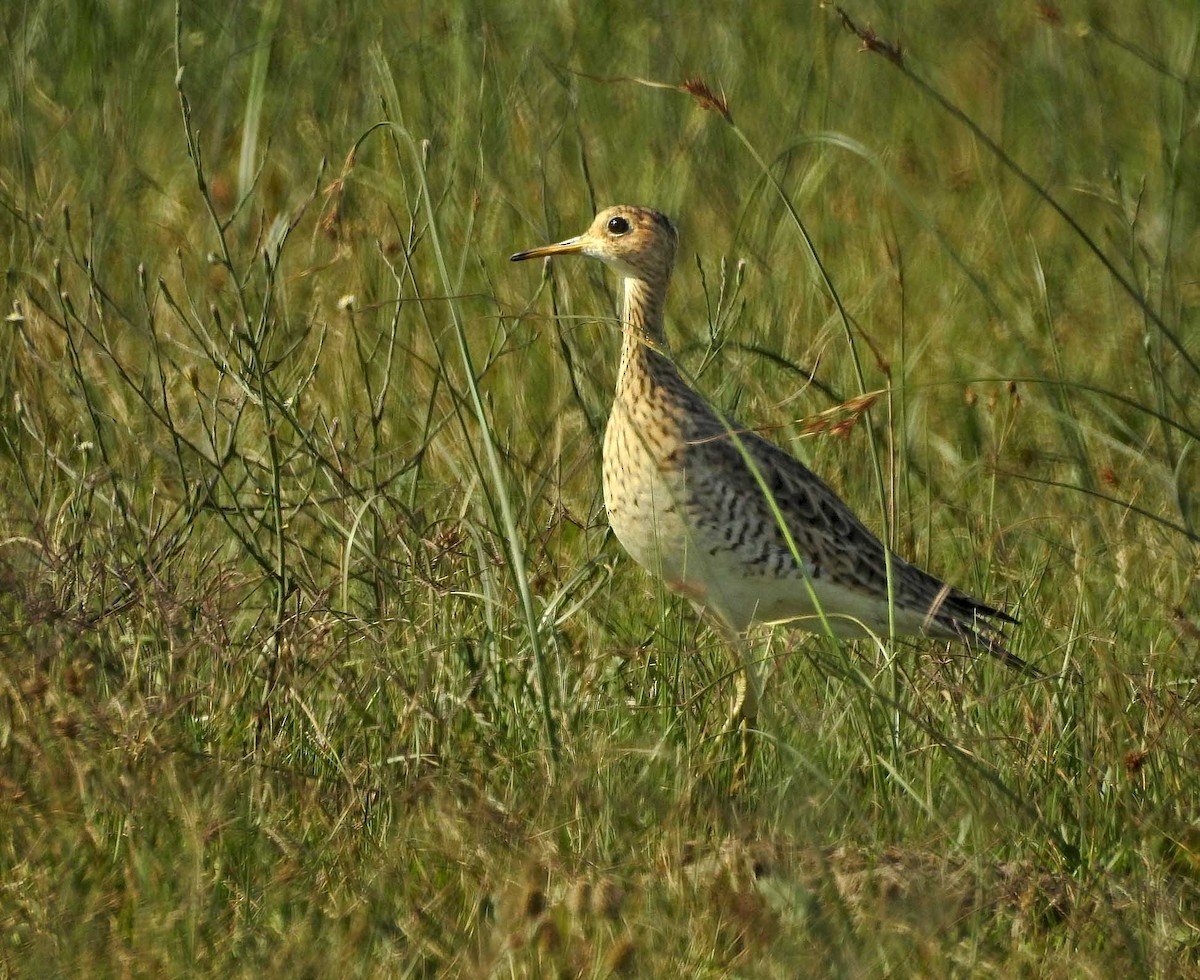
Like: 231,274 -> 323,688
607,215 -> 631,235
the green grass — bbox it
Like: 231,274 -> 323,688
1,0 -> 1198,974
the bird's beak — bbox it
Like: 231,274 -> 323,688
509,235 -> 586,262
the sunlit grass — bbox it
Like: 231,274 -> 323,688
1,0 -> 1197,974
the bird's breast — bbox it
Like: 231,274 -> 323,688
601,395 -> 695,585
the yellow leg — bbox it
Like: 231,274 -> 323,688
723,628 -> 764,789
728,647 -> 762,728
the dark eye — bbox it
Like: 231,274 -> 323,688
607,215 -> 631,235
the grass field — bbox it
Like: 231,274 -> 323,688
2,0 -> 1198,975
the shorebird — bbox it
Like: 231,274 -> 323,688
511,205 -> 1032,733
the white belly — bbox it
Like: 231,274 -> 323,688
602,417 -> 799,630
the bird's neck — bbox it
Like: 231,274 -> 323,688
616,274 -> 674,396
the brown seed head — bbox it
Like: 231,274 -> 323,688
681,77 -> 733,123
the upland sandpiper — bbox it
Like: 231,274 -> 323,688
511,205 -> 1032,731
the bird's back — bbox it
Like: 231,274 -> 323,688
602,342 -> 1017,659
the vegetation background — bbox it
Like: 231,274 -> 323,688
1,0 -> 1197,974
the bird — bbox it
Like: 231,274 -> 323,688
510,204 -> 1033,735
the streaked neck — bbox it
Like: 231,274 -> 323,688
616,274 -> 671,392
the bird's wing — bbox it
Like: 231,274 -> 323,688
685,417 -> 1034,675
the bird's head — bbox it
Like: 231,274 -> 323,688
511,205 -> 678,281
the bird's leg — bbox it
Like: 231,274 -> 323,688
728,640 -> 762,728
718,623 -> 763,789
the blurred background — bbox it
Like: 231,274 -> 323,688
1,1 -> 1197,974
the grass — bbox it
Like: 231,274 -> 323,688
1,0 -> 1198,974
